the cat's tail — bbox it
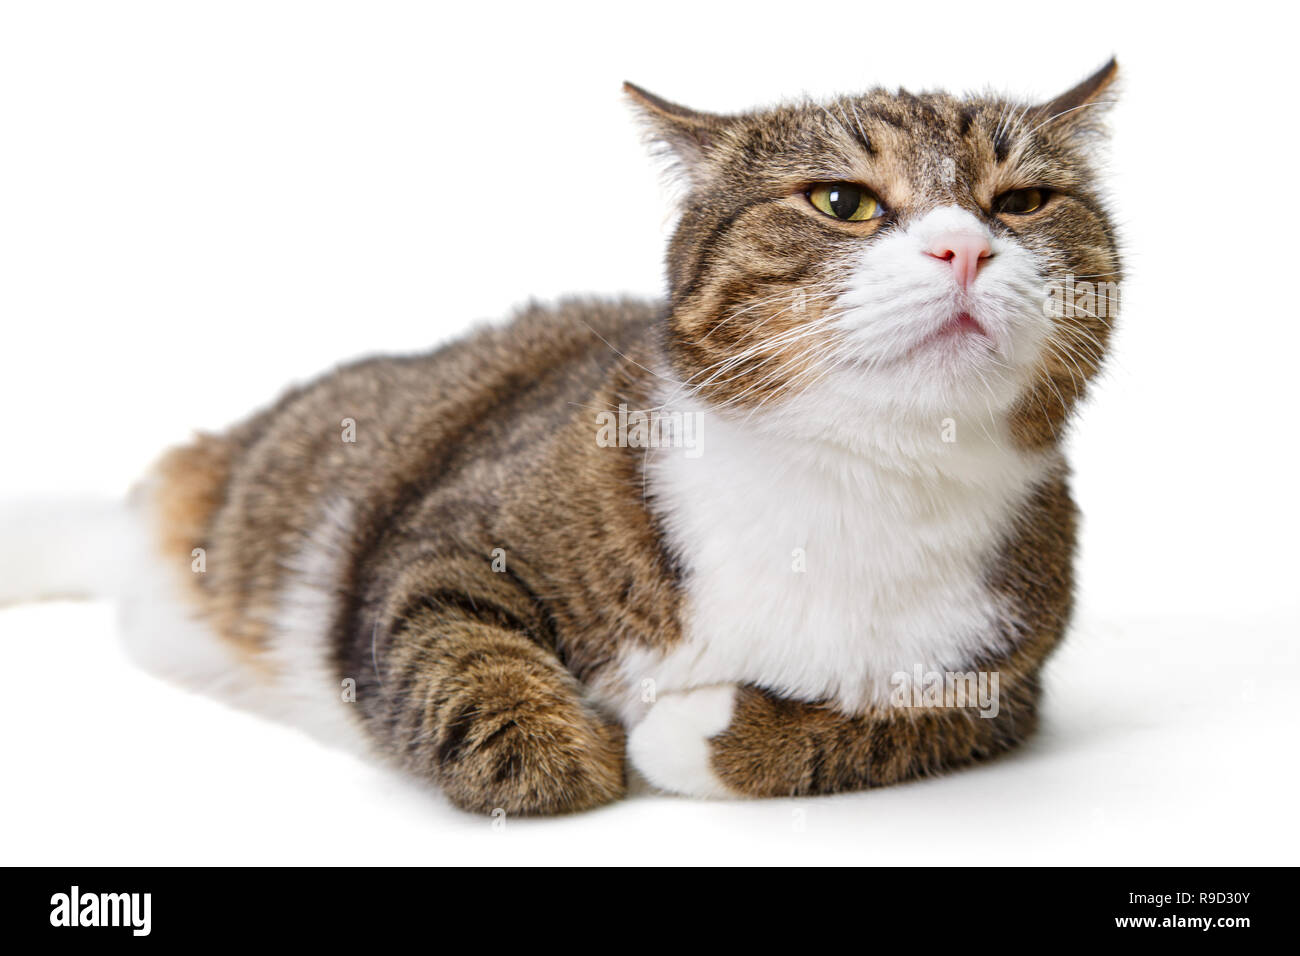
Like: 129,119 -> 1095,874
0,498 -> 134,607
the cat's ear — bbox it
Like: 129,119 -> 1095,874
1031,58 -> 1119,135
623,82 -> 730,183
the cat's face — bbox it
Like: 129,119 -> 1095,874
630,62 -> 1120,448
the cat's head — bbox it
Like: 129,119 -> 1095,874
628,61 -> 1120,451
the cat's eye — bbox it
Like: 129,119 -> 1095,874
994,188 -> 1050,216
807,182 -> 883,222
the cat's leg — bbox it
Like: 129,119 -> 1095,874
629,681 -> 1038,798
359,575 -> 625,815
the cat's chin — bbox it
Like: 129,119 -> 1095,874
788,351 -> 1027,431
840,326 -> 1005,385
892,328 -> 1000,376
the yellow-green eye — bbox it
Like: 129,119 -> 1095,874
994,187 -> 1049,215
807,182 -> 882,222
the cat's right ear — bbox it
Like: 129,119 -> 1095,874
623,82 -> 730,185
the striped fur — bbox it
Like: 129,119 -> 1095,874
26,62 -> 1120,814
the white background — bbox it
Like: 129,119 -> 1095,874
1,0 -> 1296,865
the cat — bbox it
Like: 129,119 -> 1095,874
0,60 -> 1121,814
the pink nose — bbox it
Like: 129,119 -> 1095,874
925,232 -> 992,291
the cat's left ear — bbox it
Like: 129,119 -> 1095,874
623,82 -> 731,183
1031,57 -> 1119,134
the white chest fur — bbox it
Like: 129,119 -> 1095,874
620,394 -> 1055,723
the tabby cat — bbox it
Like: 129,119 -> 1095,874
1,60 -> 1121,814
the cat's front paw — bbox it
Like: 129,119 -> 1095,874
627,685 -> 739,798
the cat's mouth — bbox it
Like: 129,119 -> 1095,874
909,310 -> 994,356
937,310 -> 986,337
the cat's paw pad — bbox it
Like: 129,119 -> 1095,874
627,685 -> 738,798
